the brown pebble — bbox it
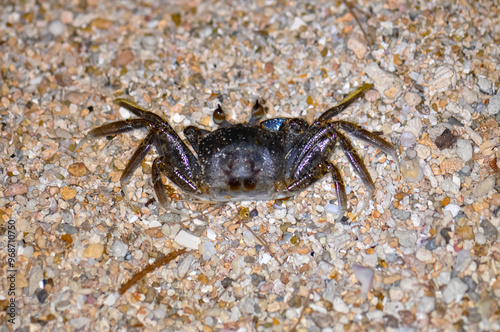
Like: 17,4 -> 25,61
61,186 -> 77,200
435,128 -> 457,150
5,183 -> 28,196
114,50 -> 134,67
491,193 -> 500,206
265,62 -> 274,73
68,163 -> 87,177
66,91 -> 89,105
144,228 -> 163,239
83,243 -> 105,259
55,72 -> 73,87
440,158 -> 464,174
456,225 -> 474,240
92,18 -> 113,29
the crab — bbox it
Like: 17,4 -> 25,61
87,83 -> 397,221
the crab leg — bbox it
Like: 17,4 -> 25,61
88,119 -> 152,138
120,131 -> 155,200
337,131 -> 375,212
336,120 -> 399,170
114,99 -> 165,124
154,156 -> 198,193
317,83 -> 373,122
152,157 -> 189,216
287,161 -> 333,192
286,125 -> 337,180
330,164 -> 348,223
286,161 -> 347,222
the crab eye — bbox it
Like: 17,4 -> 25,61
213,105 -> 226,125
228,178 -> 241,191
243,178 -> 257,190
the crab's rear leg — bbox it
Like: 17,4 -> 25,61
337,131 -> 375,217
286,161 -> 347,223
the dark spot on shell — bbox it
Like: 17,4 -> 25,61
228,178 -> 240,191
243,178 -> 257,190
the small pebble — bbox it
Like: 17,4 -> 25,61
436,271 -> 451,286
202,242 -> 216,260
206,228 -> 217,240
68,163 -> 87,177
440,178 -> 460,194
472,176 -> 495,198
347,34 -> 368,59
435,128 -> 457,150
365,62 -> 404,100
477,76 -> 493,95
83,243 -> 104,259
174,230 -> 201,250
325,203 -> 340,215
69,317 -> 89,329
20,246 -> 34,258
110,240 -> 128,258
352,264 -> 374,295
178,254 -> 195,278
432,66 -> 456,92
480,220 -> 498,242
273,208 -> 287,220
415,144 -> 430,160
443,203 -> 461,217
491,193 -> 500,206
333,297 -> 349,314
114,50 -> 134,67
487,93 -> 500,115
456,139 -> 473,162
417,297 -> 435,313
141,35 -> 158,51
415,248 -> 433,262
404,92 -> 421,106
442,278 -> 468,304
400,131 -> 416,147
48,20 -> 65,36
5,183 -> 28,196
460,87 -> 478,104
395,230 -> 417,247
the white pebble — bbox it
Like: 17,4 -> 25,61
273,208 -> 287,220
487,93 -> 500,115
174,230 -> 201,250
352,264 -> 374,295
202,242 -> 215,261
206,228 -> 217,241
456,139 -> 472,162
110,240 -> 129,258
400,131 -> 416,147
49,20 -> 65,36
325,203 -> 340,214
443,203 -> 461,217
